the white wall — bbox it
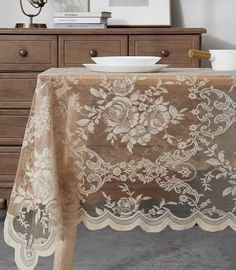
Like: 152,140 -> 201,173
0,0 -> 88,28
172,0 -> 236,50
1,0 -> 236,59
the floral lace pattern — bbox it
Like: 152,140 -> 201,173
4,68 -> 236,270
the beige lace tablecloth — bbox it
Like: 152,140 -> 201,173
4,68 -> 236,269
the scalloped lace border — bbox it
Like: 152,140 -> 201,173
77,210 -> 236,233
4,211 -> 236,270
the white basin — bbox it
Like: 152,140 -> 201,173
91,56 -> 161,66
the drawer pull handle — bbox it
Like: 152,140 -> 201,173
19,49 -> 28,57
89,50 -> 97,57
160,49 -> 170,57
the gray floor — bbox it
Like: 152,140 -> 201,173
0,212 -> 236,270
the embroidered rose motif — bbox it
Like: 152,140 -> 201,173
140,104 -> 171,135
26,149 -> 54,206
31,172 -> 53,205
23,97 -> 50,148
121,124 -> 152,152
103,97 -> 139,135
111,78 -> 135,96
77,78 -> 186,153
117,197 -> 138,217
128,125 -> 151,145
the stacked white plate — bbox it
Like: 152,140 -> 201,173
83,56 -> 168,73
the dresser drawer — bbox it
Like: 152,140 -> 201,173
0,110 -> 29,145
0,147 -> 20,175
0,147 -> 21,199
59,35 -> 128,67
129,35 -> 201,67
0,73 -> 37,109
0,35 -> 57,71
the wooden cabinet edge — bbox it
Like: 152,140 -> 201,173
0,28 -> 207,35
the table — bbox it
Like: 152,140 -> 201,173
4,68 -> 236,270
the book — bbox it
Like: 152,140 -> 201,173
53,23 -> 107,29
54,17 -> 108,24
54,12 -> 111,18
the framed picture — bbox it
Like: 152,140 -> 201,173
89,0 -> 171,26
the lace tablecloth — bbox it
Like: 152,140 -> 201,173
4,68 -> 236,269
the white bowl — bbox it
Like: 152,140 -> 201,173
83,64 -> 168,73
91,56 -> 161,66
209,50 -> 236,71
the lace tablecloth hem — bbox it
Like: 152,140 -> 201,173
4,211 -> 236,270
77,210 -> 236,233
4,214 -> 57,270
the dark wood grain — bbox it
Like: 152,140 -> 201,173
129,35 -> 201,67
0,35 -> 57,71
0,28 -> 207,35
0,73 -> 37,109
0,147 -> 21,199
0,110 -> 29,143
59,35 -> 128,67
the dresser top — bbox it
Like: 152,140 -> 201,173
0,27 -> 206,35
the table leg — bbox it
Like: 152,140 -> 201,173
53,225 -> 77,270
0,199 -> 6,210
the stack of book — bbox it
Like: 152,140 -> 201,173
53,12 -> 112,29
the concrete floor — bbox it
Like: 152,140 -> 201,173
0,212 -> 236,270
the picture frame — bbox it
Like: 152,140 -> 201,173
89,0 -> 171,26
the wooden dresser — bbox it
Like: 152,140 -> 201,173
0,27 -> 206,202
